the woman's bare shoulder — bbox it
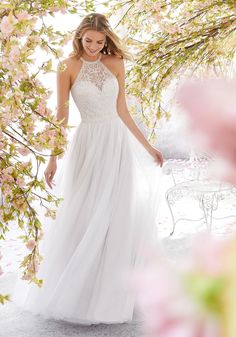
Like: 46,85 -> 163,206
101,54 -> 124,77
102,54 -> 123,64
58,55 -> 81,70
57,56 -> 82,82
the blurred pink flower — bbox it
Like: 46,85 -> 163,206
36,101 -> 47,115
49,6 -> 67,14
1,16 -> 14,35
153,3 -> 162,11
189,234 -> 228,276
20,161 -> 31,169
18,147 -> 31,156
136,2 -> 146,11
22,273 -> 33,281
16,10 -> 32,21
38,229 -> 44,240
60,8 -> 67,14
1,172 -> 14,183
9,46 -> 21,62
38,133 -> 48,143
1,184 -> 13,198
28,260 -> 40,273
26,239 -> 36,251
129,262 -> 220,337
16,177 -> 26,188
0,14 -> 17,36
177,78 -> 236,183
0,266 -> 3,276
46,129 -> 57,138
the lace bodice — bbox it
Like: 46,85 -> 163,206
71,53 -> 120,123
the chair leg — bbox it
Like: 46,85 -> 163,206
166,193 -> 176,236
199,192 -> 217,232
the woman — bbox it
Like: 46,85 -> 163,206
13,12 -> 163,325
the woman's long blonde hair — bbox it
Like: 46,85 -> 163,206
70,13 -> 133,61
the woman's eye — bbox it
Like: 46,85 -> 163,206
85,40 -> 103,44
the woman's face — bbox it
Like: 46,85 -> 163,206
81,30 -> 106,57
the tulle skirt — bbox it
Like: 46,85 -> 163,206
12,115 -> 162,324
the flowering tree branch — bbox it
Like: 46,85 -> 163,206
0,0 -> 96,304
106,0 -> 236,142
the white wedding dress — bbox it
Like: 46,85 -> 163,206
12,52 -> 162,325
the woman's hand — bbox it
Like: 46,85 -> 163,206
147,145 -> 164,167
44,158 -> 57,189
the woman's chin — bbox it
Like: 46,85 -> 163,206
86,50 -> 100,56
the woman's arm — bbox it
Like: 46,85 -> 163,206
44,60 -> 71,189
51,60 -> 71,162
116,59 -> 163,167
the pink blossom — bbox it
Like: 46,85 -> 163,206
0,16 -> 14,35
25,124 -> 35,133
136,2 -> 146,10
45,108 -> 52,116
34,261 -> 39,273
60,8 -> 67,14
61,126 -> 67,137
153,12 -> 163,22
28,35 -> 41,44
1,173 -> 14,183
28,260 -> 40,273
189,234 -> 228,276
0,209 -> 3,221
16,177 -> 26,188
153,3 -> 162,11
35,79 -> 43,87
26,239 -> 36,251
0,14 -> 17,36
18,147 -> 31,156
20,161 -> 31,169
38,230 -> 44,240
22,273 -> 32,281
4,167 -> 13,174
128,262 -> 220,337
160,23 -> 181,35
0,266 -> 3,276
1,184 -> 13,198
38,133 -> 48,143
16,10 -> 32,21
49,6 -> 60,11
34,143 -> 44,151
195,3 -> 207,10
9,46 -> 21,62
46,129 -> 56,138
177,78 -> 236,183
36,101 -> 51,117
48,138 -> 55,147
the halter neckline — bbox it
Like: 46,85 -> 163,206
80,53 -> 102,63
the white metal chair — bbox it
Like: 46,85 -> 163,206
163,155 -> 236,235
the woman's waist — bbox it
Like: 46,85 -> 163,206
80,112 -> 120,123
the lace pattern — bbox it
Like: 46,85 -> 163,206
78,60 -> 114,92
70,54 -> 119,123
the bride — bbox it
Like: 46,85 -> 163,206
13,12 -> 163,325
